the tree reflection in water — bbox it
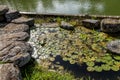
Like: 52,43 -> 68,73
0,0 -> 120,15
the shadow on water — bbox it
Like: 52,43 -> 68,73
53,55 -> 120,80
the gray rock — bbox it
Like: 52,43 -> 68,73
107,40 -> 120,54
0,63 -> 22,80
0,32 -> 29,41
0,41 -> 33,67
60,21 -> 74,30
101,19 -> 120,33
12,17 -> 34,27
0,23 -> 29,34
0,5 -> 9,15
5,10 -> 21,22
82,19 -> 100,28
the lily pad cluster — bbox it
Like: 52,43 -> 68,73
29,17 -> 120,72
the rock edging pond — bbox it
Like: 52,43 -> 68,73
0,5 -> 34,80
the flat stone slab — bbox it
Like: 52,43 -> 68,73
0,32 -> 29,41
0,23 -> 29,34
0,41 -> 33,67
5,10 -> 21,22
12,17 -> 34,26
107,40 -> 120,54
0,5 -> 9,15
101,19 -> 120,33
0,63 -> 22,80
60,21 -> 74,30
82,19 -> 100,28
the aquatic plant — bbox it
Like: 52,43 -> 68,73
31,17 -> 120,73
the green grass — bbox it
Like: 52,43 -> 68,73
21,59 -> 75,80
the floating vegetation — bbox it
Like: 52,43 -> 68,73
29,17 -> 120,72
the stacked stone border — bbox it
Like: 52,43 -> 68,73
0,5 -> 34,80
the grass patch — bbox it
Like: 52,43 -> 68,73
21,59 -> 75,80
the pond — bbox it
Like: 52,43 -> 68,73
23,16 -> 120,80
0,0 -> 120,15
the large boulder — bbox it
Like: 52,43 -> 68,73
0,32 -> 29,41
0,5 -> 9,15
0,23 -> 29,34
11,17 -> 34,27
0,63 -> 22,80
82,19 -> 100,29
107,40 -> 120,54
101,19 -> 120,33
5,10 -> 21,22
0,41 -> 33,67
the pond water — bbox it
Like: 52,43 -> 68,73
0,0 -> 120,15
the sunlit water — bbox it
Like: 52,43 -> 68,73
0,0 -> 120,15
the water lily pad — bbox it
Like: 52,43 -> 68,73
101,65 -> 110,71
87,67 -> 94,72
111,65 -> 119,71
113,55 -> 120,61
86,61 -> 95,67
94,66 -> 102,72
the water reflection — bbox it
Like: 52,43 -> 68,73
0,0 -> 120,15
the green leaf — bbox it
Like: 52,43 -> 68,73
63,57 -> 68,61
101,65 -> 110,71
94,66 -> 102,72
87,67 -> 94,72
86,61 -> 95,67
103,56 -> 112,61
70,60 -> 75,64
111,66 -> 119,71
113,55 -> 120,61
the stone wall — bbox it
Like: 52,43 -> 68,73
0,5 -> 34,80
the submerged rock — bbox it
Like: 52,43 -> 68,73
107,40 -> 120,54
0,5 -> 9,15
0,63 -> 22,80
101,19 -> 120,33
0,32 -> 29,41
82,19 -> 100,28
12,17 -> 34,27
5,10 -> 21,22
0,41 -> 33,67
60,21 -> 74,30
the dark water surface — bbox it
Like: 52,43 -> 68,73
0,0 -> 120,15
